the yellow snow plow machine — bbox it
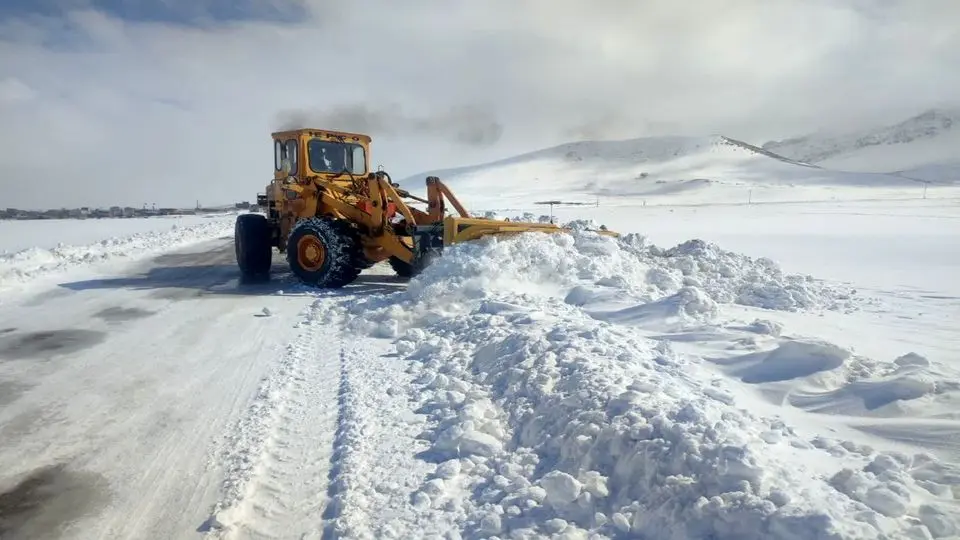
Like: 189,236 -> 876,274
235,128 -> 617,288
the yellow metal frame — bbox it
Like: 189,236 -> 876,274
442,216 -> 562,244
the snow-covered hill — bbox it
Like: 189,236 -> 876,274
762,109 -> 960,183
399,134 -> 934,211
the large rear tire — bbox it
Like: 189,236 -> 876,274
235,213 -> 273,279
387,253 -> 435,278
387,256 -> 416,278
286,217 -> 365,288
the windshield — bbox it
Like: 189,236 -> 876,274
307,139 -> 366,175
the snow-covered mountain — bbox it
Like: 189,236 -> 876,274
762,109 -> 960,182
400,133 -> 927,210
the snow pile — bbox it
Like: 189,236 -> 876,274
333,232 -> 956,539
487,221 -> 858,314
0,214 -> 236,291
388,309 -> 886,539
628,237 -> 860,313
813,439 -> 960,538
345,232 -> 655,337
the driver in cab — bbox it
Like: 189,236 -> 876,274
319,146 -> 345,172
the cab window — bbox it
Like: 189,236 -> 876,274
350,145 -> 366,174
284,139 -> 297,173
308,139 -> 366,175
274,139 -> 298,173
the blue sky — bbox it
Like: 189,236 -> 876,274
0,0 -> 306,26
1,0 -> 958,209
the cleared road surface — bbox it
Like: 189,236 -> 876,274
0,238 -> 403,540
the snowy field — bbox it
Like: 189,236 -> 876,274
553,198 -> 960,296
1,118 -> 959,539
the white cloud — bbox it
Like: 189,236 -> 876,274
1,0 -> 958,208
0,77 -> 35,103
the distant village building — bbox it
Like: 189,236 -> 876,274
1,200 -> 243,220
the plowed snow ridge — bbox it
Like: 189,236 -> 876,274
302,230 -> 959,539
0,214 -> 236,292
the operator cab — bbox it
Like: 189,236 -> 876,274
271,128 -> 371,180
308,139 -> 365,175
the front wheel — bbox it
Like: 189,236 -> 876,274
285,217 -> 365,288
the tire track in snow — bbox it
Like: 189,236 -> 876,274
237,333 -> 340,539
321,346 -> 360,538
203,308 -> 343,539
322,339 -> 441,539
322,343 -> 397,539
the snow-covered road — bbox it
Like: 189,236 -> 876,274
1,198 -> 959,540
0,236 -> 368,539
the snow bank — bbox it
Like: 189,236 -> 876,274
333,231 -> 956,538
723,346 -> 960,419
350,230 -> 857,343
0,214 -> 234,253
647,238 -> 859,312
0,214 -> 236,291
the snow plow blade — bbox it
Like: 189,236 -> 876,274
408,215 -> 618,263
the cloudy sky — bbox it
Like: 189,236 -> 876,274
1,0 -> 958,209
